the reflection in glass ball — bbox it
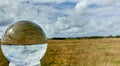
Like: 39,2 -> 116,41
1,44 -> 47,66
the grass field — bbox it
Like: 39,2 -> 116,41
1,38 -> 120,66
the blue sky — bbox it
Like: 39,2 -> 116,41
0,0 -> 120,38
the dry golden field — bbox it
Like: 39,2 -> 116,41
1,38 -> 120,66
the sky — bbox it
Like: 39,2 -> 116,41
0,0 -> 120,38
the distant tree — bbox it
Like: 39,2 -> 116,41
51,37 -> 65,40
107,35 -> 113,38
89,36 -> 104,39
115,35 -> 120,38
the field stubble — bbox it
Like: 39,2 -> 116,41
1,38 -> 120,66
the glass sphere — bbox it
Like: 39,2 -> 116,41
1,20 -> 48,66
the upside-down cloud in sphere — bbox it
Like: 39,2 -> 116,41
0,0 -> 120,38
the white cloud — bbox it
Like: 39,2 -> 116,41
31,0 -> 80,3
0,0 -> 120,38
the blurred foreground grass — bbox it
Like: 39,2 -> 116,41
1,38 -> 120,66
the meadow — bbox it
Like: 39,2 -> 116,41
1,38 -> 120,66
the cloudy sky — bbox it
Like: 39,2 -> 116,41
0,0 -> 120,38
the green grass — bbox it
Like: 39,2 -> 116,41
1,38 -> 120,66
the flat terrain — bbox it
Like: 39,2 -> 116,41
1,38 -> 120,66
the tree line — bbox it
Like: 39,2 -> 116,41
49,35 -> 120,40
